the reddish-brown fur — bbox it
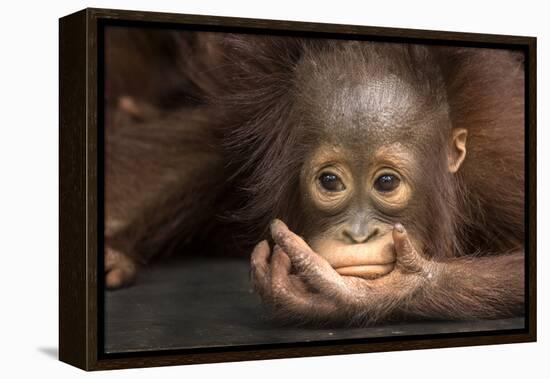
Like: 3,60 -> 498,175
104,28 -> 524,324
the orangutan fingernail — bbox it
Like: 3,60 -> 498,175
395,223 -> 404,233
256,240 -> 268,249
271,219 -> 287,233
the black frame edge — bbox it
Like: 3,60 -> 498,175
59,9 -> 89,371
85,7 -> 536,44
527,37 -> 537,342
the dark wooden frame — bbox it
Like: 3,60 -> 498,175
59,7 -> 537,371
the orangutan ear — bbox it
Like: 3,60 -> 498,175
448,128 -> 468,173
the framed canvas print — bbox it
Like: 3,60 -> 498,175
59,8 -> 537,371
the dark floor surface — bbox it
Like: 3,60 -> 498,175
105,257 -> 524,353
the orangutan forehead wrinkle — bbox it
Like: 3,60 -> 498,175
294,44 -> 450,147
298,75 -> 438,149
325,77 -> 422,127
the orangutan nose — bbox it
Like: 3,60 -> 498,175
342,224 -> 379,244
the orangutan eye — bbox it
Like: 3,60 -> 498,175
374,174 -> 400,192
319,172 -> 345,192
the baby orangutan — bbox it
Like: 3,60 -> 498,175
105,31 -> 525,326
247,42 -> 524,325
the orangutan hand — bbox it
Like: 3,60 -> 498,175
250,219 -> 439,325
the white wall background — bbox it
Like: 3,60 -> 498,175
0,0 -> 547,377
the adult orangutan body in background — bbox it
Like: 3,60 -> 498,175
104,29 -> 525,326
